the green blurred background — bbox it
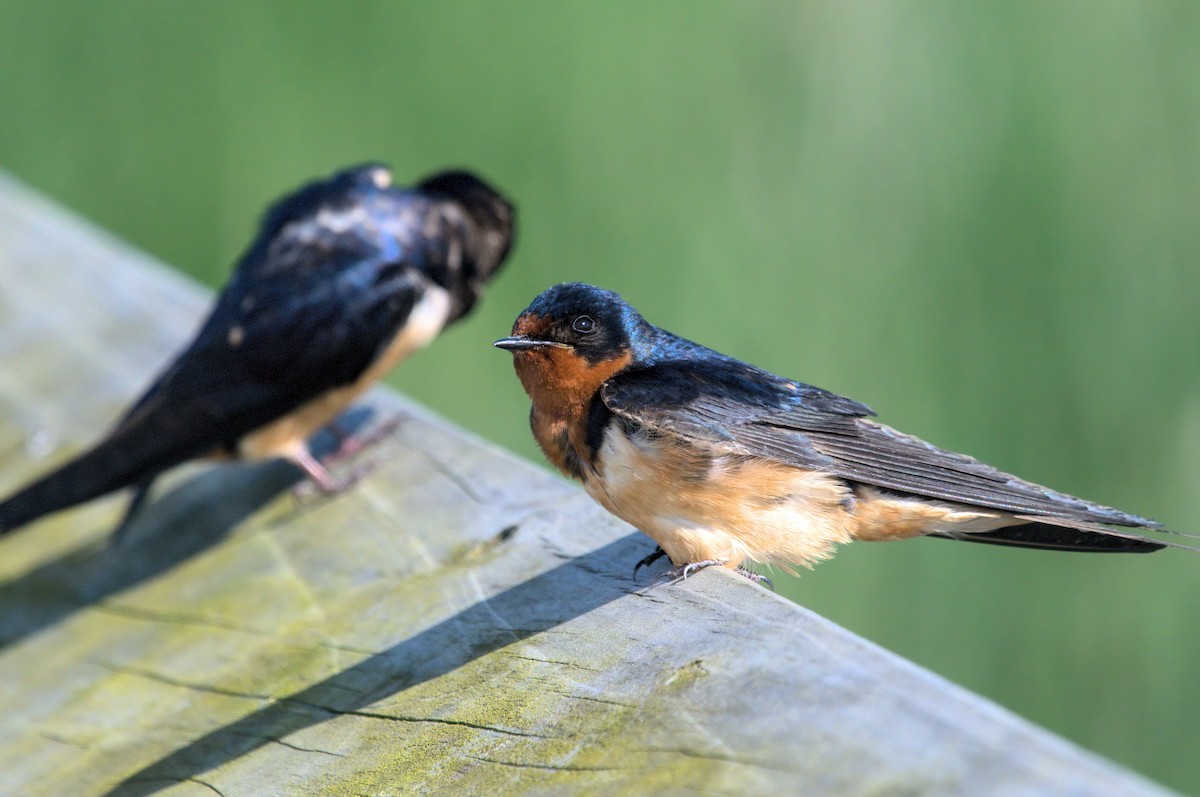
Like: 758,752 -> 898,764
2,1 -> 1198,791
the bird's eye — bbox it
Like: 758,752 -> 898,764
571,315 -> 596,334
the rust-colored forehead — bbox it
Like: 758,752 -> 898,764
512,312 -> 551,337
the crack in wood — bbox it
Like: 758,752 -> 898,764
466,754 -> 629,773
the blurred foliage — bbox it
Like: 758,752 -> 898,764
1,1 -> 1198,791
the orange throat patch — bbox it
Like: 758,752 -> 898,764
511,344 -> 632,479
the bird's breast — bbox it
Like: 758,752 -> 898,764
523,355 -> 631,480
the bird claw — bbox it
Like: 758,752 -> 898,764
652,559 -> 726,587
632,546 -> 668,580
647,558 -> 774,590
739,569 -> 774,591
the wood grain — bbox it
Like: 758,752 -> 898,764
0,172 -> 1174,797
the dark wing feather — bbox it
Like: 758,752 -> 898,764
599,358 -> 1160,531
116,215 -> 428,453
600,356 -> 869,444
793,419 -> 1158,528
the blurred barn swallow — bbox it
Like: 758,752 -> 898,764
0,163 -> 515,538
496,283 -> 1192,583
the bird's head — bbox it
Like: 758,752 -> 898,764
418,169 -> 516,316
495,283 -> 644,407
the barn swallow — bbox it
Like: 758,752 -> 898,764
496,283 -> 1192,583
0,163 -> 515,538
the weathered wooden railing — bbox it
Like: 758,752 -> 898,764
0,173 -> 1175,796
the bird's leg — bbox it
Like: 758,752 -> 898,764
108,478 -> 155,546
632,545 -> 668,579
293,447 -> 340,494
322,413 -> 406,465
291,446 -> 375,498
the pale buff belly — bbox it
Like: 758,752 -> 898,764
237,286 -> 451,461
584,425 -> 857,571
584,423 -> 1017,570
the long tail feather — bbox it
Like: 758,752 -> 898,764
0,427 -> 199,536
933,514 -> 1200,554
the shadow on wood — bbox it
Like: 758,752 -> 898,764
0,408 -> 376,652
104,533 -> 652,796
0,459 -> 300,651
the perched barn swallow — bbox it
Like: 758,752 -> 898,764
497,283 -> 1191,582
0,163 -> 515,538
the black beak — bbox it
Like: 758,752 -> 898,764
493,336 -> 570,351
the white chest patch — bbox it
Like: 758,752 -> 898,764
379,283 -> 453,367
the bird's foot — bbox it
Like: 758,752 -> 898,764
632,546 -> 668,580
323,413 -> 406,465
291,447 -> 380,500
649,559 -> 774,590
737,568 -> 774,590
653,559 -> 726,586
292,467 -> 365,499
